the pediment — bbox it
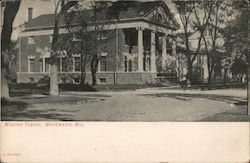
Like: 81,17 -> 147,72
145,5 -> 176,28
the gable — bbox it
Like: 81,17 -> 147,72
145,5 -> 178,29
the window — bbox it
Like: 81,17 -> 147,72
29,78 -> 34,83
40,59 -> 43,72
97,34 -> 107,40
74,77 -> 80,83
45,58 -> 50,72
157,14 -> 163,22
29,58 -> 35,72
72,34 -> 80,42
74,57 -> 80,72
61,57 -> 67,72
133,57 -> 138,71
28,7 -> 33,21
100,56 -> 107,71
147,58 -> 151,71
60,77 -> 66,83
49,35 -> 53,43
28,36 -> 35,44
143,57 -> 146,71
124,56 -> 133,72
99,78 -> 106,84
124,56 -> 127,72
128,60 -> 133,72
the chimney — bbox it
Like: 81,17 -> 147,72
28,7 -> 33,21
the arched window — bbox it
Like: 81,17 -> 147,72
157,14 -> 163,22
128,59 -> 133,72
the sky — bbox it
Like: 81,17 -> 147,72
4,0 -> 181,39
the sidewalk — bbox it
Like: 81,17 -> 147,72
63,87 -> 247,98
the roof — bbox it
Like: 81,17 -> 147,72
24,1 -> 177,30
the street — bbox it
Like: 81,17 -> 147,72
2,88 -> 248,121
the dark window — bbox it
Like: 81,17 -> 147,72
147,58 -> 151,71
28,36 -> 35,44
99,78 -> 106,84
29,59 -> 35,72
28,8 -> 33,21
40,59 -> 43,72
100,56 -> 107,71
61,57 -> 67,72
45,58 -> 50,72
124,56 -> 127,72
29,78 -> 34,83
74,57 -> 80,72
133,57 -> 138,71
157,14 -> 163,21
143,57 -> 146,71
61,78 -> 66,83
74,77 -> 80,83
128,60 -> 133,72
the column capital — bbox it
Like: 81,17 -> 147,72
151,30 -> 156,34
136,27 -> 145,31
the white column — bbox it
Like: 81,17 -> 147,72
72,57 -> 75,72
162,35 -> 167,70
172,36 -> 176,56
43,58 -> 45,72
60,57 -> 62,72
97,60 -> 100,72
137,27 -> 144,72
28,59 -> 30,72
150,31 -> 156,72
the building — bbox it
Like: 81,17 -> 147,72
175,24 -> 226,83
17,1 -> 179,85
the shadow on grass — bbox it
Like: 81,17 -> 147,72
143,93 -> 249,122
143,93 -> 247,106
1,98 -> 74,121
198,108 -> 250,122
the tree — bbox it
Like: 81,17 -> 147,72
49,0 -> 78,96
192,0 -> 220,85
223,0 -> 249,114
63,1 -> 120,86
175,1 -> 204,84
1,1 -> 20,98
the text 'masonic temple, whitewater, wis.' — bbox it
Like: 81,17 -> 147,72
16,0 -> 208,85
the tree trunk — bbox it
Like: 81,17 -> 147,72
248,66 -> 250,115
91,55 -> 99,86
207,55 -> 213,85
223,68 -> 227,86
1,66 -> 9,98
80,53 -> 87,86
187,58 -> 193,85
1,1 -> 20,99
91,70 -> 97,86
50,64 -> 59,96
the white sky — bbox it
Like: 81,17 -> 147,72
7,0 -> 181,39
13,0 -> 180,27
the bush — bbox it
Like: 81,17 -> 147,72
58,83 -> 96,92
38,76 -> 50,84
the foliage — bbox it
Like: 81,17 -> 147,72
61,1 -> 119,86
223,0 -> 249,77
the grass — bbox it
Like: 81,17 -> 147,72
1,94 -> 110,121
144,92 -> 249,122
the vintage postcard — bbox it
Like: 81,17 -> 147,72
1,0 -> 249,162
